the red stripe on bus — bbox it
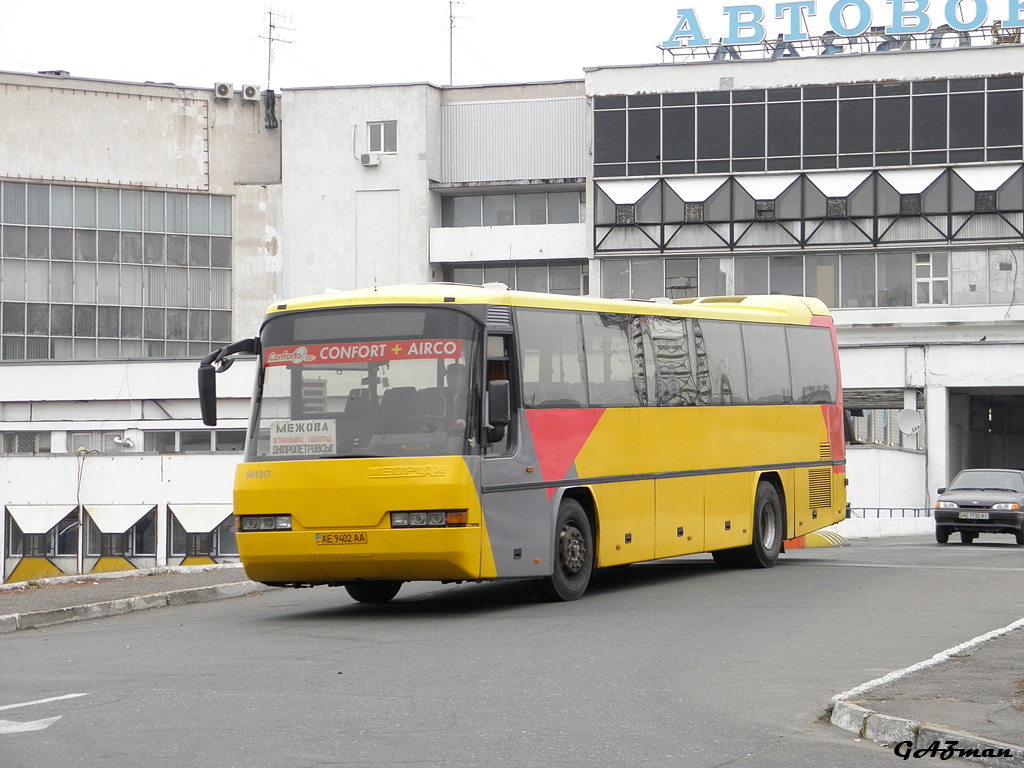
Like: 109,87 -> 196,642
524,409 -> 606,499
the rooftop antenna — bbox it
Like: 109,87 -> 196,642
262,7 -> 294,91
449,1 -> 465,85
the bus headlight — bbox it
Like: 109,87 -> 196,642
236,514 -> 292,531
390,510 -> 467,528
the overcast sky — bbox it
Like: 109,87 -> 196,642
0,1 -> 1013,91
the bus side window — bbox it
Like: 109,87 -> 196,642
696,320 -> 749,405
486,333 -> 513,454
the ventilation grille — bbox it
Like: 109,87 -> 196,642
808,468 -> 832,509
486,306 -> 512,327
819,443 -> 831,461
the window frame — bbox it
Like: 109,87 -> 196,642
367,121 -> 398,154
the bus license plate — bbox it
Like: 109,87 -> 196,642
316,532 -> 368,545
958,511 -> 989,520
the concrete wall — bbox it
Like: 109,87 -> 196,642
281,85 -> 439,298
0,72 -> 280,193
846,444 -> 928,509
430,222 -> 588,263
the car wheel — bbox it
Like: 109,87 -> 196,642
1015,524 -> 1024,547
935,526 -> 950,544
960,531 -> 977,545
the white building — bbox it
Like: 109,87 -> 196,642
4,29 -> 1024,581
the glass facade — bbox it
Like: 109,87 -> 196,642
0,182 -> 232,360
600,248 -> 1024,308
446,261 -> 589,295
441,191 -> 583,228
594,76 -> 1023,177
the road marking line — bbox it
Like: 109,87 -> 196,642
0,693 -> 88,713
0,716 -> 62,735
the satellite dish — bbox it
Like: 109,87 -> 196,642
896,409 -> 923,435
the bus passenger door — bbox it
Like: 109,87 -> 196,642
479,332 -> 555,580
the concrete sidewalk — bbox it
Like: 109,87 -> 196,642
829,619 -> 1024,767
0,564 -> 270,633
2,561 -> 1023,766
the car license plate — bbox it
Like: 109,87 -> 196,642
316,532 -> 368,545
958,511 -> 989,520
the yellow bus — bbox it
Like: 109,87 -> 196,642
199,283 -> 846,602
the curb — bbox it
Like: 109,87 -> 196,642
827,617 -> 1024,768
0,581 -> 271,634
830,700 -> 1024,767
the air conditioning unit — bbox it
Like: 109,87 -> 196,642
214,82 -> 232,99
241,84 -> 260,102
360,153 -> 380,166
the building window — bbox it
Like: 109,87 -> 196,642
447,261 -> 588,295
85,508 -> 156,557
169,514 -> 236,557
142,429 -> 243,453
915,252 -> 949,305
2,432 -> 51,455
593,75 -> 1023,177
367,121 -> 397,153
440,191 -> 582,228
216,516 -> 238,556
0,182 -> 232,362
754,200 -> 776,220
849,408 -> 925,451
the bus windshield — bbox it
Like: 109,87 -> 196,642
249,306 -> 482,461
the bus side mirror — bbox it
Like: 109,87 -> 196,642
198,337 -> 260,427
486,379 -> 510,444
198,363 -> 218,426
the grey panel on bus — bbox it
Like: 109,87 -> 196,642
480,410 -> 559,579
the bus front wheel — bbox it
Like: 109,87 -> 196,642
538,499 -> 594,602
737,481 -> 783,569
344,580 -> 402,604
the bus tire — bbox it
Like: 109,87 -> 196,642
538,498 -> 594,602
737,481 -> 783,569
344,580 -> 402,604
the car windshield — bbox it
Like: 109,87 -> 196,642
948,470 -> 1024,493
249,306 -> 482,461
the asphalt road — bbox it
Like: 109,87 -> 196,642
2,535 -> 1022,768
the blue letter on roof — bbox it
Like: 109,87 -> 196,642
724,5 -> 768,44
775,1 -> 816,41
662,9 -> 711,47
886,0 -> 931,34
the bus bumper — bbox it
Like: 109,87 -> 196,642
237,526 -> 485,584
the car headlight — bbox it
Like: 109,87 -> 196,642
993,502 -> 1020,510
936,501 -> 958,509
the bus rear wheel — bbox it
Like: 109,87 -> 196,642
538,499 -> 594,602
344,580 -> 402,604
736,481 -> 783,569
